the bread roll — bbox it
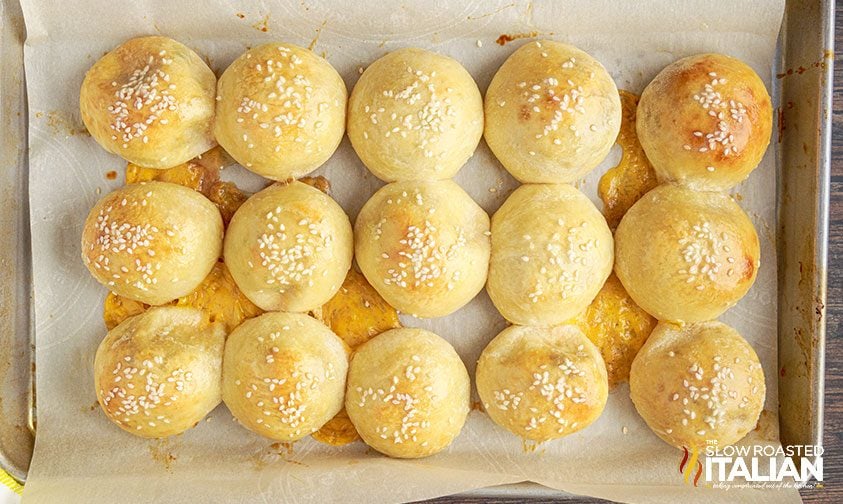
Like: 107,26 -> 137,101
487,184 -> 613,326
345,328 -> 469,458
222,312 -> 348,441
476,324 -> 608,442
354,180 -> 490,318
629,320 -> 765,449
81,181 -> 224,305
214,43 -> 346,180
94,307 -> 225,438
80,36 -> 216,169
637,53 -> 773,191
224,181 -> 353,313
614,184 -> 760,323
484,40 -> 621,183
347,48 -> 483,181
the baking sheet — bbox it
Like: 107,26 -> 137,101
18,1 -> 796,502
0,0 -> 33,483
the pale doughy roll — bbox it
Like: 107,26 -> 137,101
484,40 -> 621,183
345,328 -> 470,458
354,180 -> 490,318
476,324 -> 608,442
347,48 -> 483,181
629,320 -> 765,450
94,307 -> 225,438
637,53 -> 773,191
80,36 -> 216,169
81,181 -> 224,305
214,43 -> 347,180
487,184 -> 613,326
222,312 -> 348,441
614,184 -> 760,323
224,181 -> 353,313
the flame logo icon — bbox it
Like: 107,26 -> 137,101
679,447 -> 703,486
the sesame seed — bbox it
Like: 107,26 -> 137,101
106,53 -> 178,145
498,356 -> 591,433
255,208 -> 333,289
677,221 -> 734,290
381,214 -> 466,291
365,64 -> 460,155
686,74 -> 747,157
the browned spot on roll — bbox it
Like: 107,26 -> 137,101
518,104 -> 531,121
741,255 -> 755,281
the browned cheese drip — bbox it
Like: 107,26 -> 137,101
106,148 -> 397,447
597,90 -> 659,230
572,91 -> 660,387
311,268 -> 401,446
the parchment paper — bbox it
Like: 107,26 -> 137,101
19,1 -> 795,502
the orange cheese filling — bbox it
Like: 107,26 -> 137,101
598,91 -> 659,230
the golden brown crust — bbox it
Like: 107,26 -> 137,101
221,312 -> 348,441
614,184 -> 760,323
223,181 -> 353,313
476,324 -> 608,442
487,184 -> 613,326
214,43 -> 346,180
345,328 -> 469,458
80,36 -> 217,168
484,40 -> 621,183
81,181 -> 224,305
94,307 -> 225,438
347,48 -> 483,181
637,53 -> 773,191
629,321 -> 765,450
354,180 -> 490,318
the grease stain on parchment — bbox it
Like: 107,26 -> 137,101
234,11 -> 271,32
148,437 -> 179,472
253,13 -> 271,32
253,441 -> 307,470
308,20 -> 328,51
495,31 -> 540,46
36,110 -> 88,137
